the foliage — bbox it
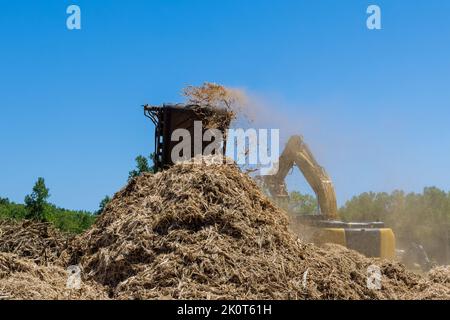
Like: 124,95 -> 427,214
0,201 -> 27,220
1,178 -> 96,234
1,153 -> 158,233
0,200 -> 96,234
288,191 -> 319,215
96,195 -> 111,215
45,204 -> 96,234
128,154 -> 155,181
24,177 -> 50,221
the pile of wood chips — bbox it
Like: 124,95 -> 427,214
1,159 -> 449,299
63,159 -> 449,300
0,220 -> 68,265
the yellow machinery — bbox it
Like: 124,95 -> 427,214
264,135 -> 396,260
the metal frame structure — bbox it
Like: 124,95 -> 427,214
144,103 -> 229,172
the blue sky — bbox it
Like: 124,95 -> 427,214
1,0 -> 449,211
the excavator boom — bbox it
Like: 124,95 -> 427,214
264,135 -> 338,219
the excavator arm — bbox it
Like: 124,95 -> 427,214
264,135 -> 338,219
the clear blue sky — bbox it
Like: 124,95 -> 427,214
1,0 -> 449,212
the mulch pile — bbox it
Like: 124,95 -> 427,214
62,159 -> 449,300
0,220 -> 68,265
0,220 -> 107,300
1,159 -> 449,299
0,252 -> 108,300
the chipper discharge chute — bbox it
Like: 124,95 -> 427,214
144,103 -> 232,171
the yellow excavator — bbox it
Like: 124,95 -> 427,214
263,135 -> 396,260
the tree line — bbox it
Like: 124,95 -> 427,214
0,154 -> 155,234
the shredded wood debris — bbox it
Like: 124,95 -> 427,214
1,159 -> 449,300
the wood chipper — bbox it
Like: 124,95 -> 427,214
144,103 -> 232,171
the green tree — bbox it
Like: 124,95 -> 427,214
24,177 -> 50,221
128,154 -> 155,180
96,195 -> 111,215
288,191 -> 318,215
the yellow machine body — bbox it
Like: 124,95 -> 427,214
312,226 -> 396,260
